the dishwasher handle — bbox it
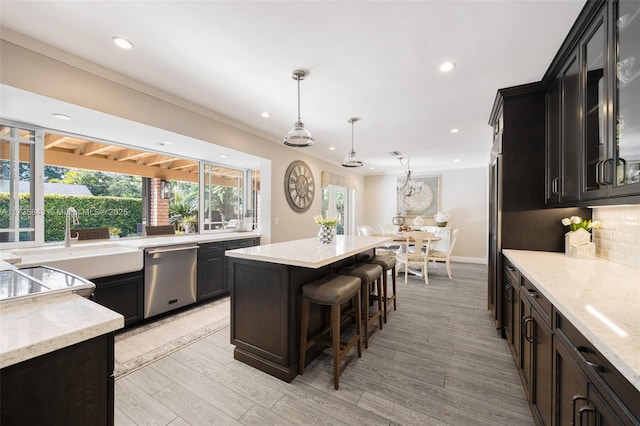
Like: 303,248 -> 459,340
145,245 -> 198,255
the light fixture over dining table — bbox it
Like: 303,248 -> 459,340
283,69 -> 314,147
397,156 -> 423,197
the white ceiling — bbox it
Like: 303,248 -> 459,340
0,0 -> 585,175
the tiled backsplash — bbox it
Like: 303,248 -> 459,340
592,205 -> 640,269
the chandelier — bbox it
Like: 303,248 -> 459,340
283,69 -> 314,147
397,156 -> 423,197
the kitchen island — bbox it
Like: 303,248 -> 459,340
225,235 -> 390,382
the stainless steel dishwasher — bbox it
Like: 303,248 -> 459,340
144,244 -> 197,318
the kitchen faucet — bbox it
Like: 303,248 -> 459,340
65,207 -> 79,247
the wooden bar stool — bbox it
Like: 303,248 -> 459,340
339,263 -> 383,349
366,255 -> 397,323
299,274 -> 362,390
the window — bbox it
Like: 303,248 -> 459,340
1,121 -> 258,247
322,184 -> 354,235
0,123 -> 43,244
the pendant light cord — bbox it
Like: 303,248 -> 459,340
297,77 -> 301,121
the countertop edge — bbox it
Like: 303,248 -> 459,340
502,249 -> 640,391
225,236 -> 391,268
0,294 -> 124,369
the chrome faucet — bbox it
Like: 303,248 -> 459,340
65,207 -> 79,247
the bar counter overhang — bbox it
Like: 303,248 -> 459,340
225,235 -> 391,382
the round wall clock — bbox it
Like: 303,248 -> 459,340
284,160 -> 315,213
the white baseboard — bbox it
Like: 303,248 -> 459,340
451,256 -> 487,265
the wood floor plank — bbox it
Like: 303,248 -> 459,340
153,382 -> 242,425
115,377 -> 178,425
238,404 -> 297,426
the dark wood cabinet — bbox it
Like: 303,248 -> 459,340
197,242 -> 226,300
197,237 -> 260,301
554,310 -> 640,425
1,333 -> 115,425
503,257 -> 521,365
547,49 -> 581,205
502,259 -> 640,426
520,278 -> 553,426
544,0 -> 640,206
92,270 -> 144,327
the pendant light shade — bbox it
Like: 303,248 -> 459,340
342,117 -> 363,168
283,70 -> 314,147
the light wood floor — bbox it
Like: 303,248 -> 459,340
114,263 -> 534,426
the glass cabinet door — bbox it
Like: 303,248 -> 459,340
582,9 -> 608,199
612,0 -> 640,195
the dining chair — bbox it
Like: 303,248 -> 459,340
427,228 -> 459,279
395,231 -> 432,285
356,225 -> 376,236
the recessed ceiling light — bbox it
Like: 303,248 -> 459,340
112,37 -> 133,50
220,154 -> 229,159
439,62 -> 456,72
52,113 -> 71,120
454,158 -> 461,163
369,167 -> 375,170
261,112 -> 271,118
159,140 -> 173,146
329,146 -> 336,151
450,128 -> 459,133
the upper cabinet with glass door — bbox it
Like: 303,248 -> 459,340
581,0 -> 640,200
545,0 -> 640,206
611,0 -> 640,197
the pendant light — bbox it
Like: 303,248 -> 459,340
342,117 -> 363,168
283,69 -> 314,147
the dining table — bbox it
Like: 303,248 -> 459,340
390,232 -> 442,277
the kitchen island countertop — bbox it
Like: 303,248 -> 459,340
503,249 -> 640,391
225,235 -> 391,268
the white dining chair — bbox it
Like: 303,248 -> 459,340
428,228 -> 459,279
357,225 -> 376,236
395,231 -> 432,285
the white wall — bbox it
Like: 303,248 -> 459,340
364,167 -> 488,263
0,39 -> 366,244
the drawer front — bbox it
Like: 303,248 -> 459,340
503,258 -> 520,287
227,238 -> 259,250
521,277 -> 552,325
554,311 -> 640,423
198,242 -> 226,254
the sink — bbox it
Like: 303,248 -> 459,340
10,243 -> 143,279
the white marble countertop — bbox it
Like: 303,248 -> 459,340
0,293 -> 124,369
225,235 -> 391,268
502,249 -> 640,391
121,231 -> 261,249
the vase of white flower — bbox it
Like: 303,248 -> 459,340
314,215 -> 338,244
561,216 -> 599,258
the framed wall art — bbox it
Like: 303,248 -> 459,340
396,175 -> 440,216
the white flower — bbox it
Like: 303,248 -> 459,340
589,221 -> 601,229
570,216 -> 582,224
561,218 -> 571,226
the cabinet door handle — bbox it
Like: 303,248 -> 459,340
576,346 -> 602,371
595,161 -> 602,185
505,266 -> 515,272
527,290 -> 538,299
602,159 -> 614,185
572,395 -> 587,426
523,316 -> 534,343
551,176 -> 560,195
578,405 -> 595,426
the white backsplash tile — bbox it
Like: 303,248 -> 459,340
593,205 -> 640,270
